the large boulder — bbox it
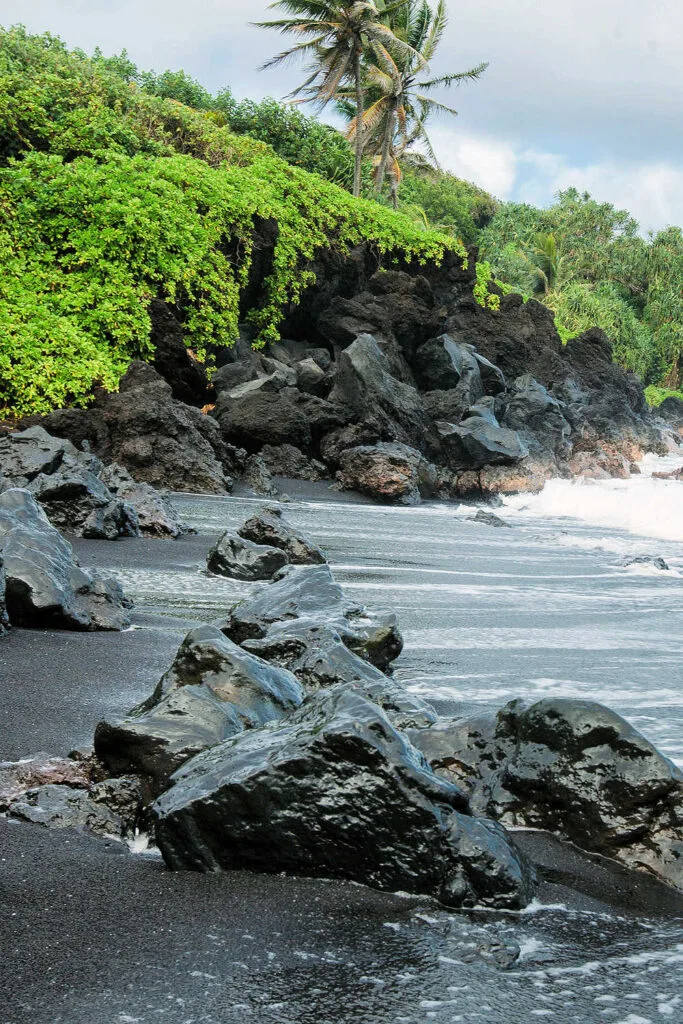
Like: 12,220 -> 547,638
329,334 -> 435,452
337,442 -> 438,505
152,687 -> 535,909
437,419 -> 529,470
659,395 -> 683,429
219,563 -> 402,671
36,363 -> 234,493
95,624 -> 304,792
237,506 -> 325,565
149,298 -> 212,407
409,697 -> 683,892
0,489 -> 131,630
207,531 -> 288,581
498,374 -> 571,457
243,620 -> 436,730
99,463 -> 190,539
7,777 -> 142,839
413,334 -> 485,402
259,444 -> 327,481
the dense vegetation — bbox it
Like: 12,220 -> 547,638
1,5 -> 681,417
0,26 -> 461,415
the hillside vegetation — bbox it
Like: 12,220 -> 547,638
0,27 -> 461,415
1,23 -> 681,418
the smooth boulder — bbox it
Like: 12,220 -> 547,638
152,686 -> 535,910
437,419 -> 528,470
409,697 -> 683,891
0,489 -> 131,630
219,563 -> 402,670
207,531 -> 288,581
95,625 -> 304,790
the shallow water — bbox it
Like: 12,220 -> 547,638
2,463 -> 683,1024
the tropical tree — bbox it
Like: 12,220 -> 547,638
344,0 -> 487,203
255,0 -> 414,197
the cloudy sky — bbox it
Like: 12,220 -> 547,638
4,0 -> 683,232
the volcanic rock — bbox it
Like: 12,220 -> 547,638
237,506 -> 325,564
207,531 -> 288,581
337,442 -> 438,505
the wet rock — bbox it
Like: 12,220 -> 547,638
8,777 -> 142,838
259,444 -> 327,481
0,489 -> 131,630
219,563 -> 402,671
337,442 -> 438,505
95,625 -> 304,791
0,426 -> 67,481
0,553 -> 7,634
469,509 -> 511,528
319,419 -> 384,468
329,334 -> 434,451
243,620 -> 436,730
237,507 -> 325,565
0,754 -> 91,811
295,356 -> 329,397
659,395 -> 683,428
152,686 -> 535,910
409,697 -> 683,891
623,555 -> 670,571
438,420 -> 528,470
207,531 -> 288,581
99,463 -> 191,539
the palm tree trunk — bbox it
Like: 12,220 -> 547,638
375,106 -> 395,195
353,46 -> 364,198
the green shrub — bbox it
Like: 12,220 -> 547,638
644,385 -> 683,408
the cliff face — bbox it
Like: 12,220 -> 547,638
26,242 -> 677,504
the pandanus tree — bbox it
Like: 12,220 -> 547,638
345,0 -> 487,204
255,1 -> 416,197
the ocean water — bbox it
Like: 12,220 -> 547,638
6,458 -> 680,1024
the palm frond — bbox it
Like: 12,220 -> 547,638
418,62 -> 489,90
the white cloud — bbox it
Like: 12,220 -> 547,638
429,128 -> 517,198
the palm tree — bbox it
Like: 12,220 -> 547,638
345,0 -> 487,201
255,1 -> 415,197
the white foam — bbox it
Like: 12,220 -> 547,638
503,453 -> 683,544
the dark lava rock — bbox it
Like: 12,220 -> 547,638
237,506 -> 325,565
37,363 -> 233,493
413,334 -> 485,402
329,334 -> 434,452
499,374 -> 571,457
469,509 -> 511,528
207,531 -> 288,581
152,686 -> 535,909
319,418 -> 384,468
0,426 -> 139,540
337,442 -> 438,505
219,563 -> 402,671
259,444 -> 327,481
243,620 -> 436,730
149,298 -> 212,407
438,419 -> 528,470
95,625 -> 304,791
240,454 -> 279,497
99,463 -> 191,539
0,552 -> 8,635
8,777 -> 142,838
659,395 -> 683,427
0,489 -> 131,630
409,697 -> 683,891
623,555 -> 670,571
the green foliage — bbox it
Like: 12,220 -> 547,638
397,169 -> 497,243
0,25 -> 462,416
478,188 -> 682,385
644,385 -> 683,408
473,261 -> 500,311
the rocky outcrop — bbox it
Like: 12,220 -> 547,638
219,562 -> 402,671
149,299 -> 212,407
0,489 -> 131,630
437,419 -> 528,470
152,686 -> 535,909
8,777 -> 142,838
99,463 -> 190,539
36,363 -> 238,493
409,697 -> 683,892
95,624 -> 304,792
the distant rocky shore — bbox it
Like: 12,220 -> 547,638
8,246 -> 682,507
